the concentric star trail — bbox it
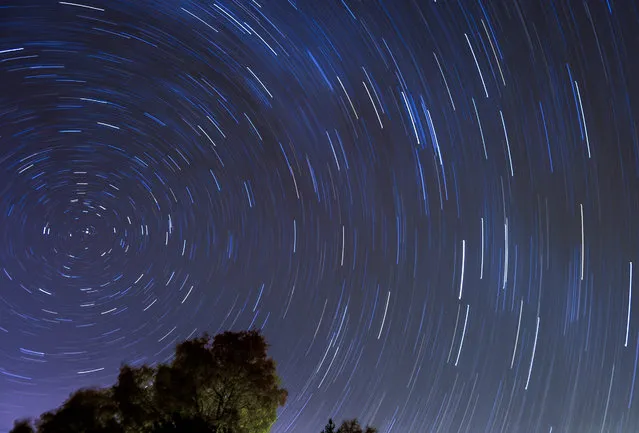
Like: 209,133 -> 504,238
0,1 -> 638,432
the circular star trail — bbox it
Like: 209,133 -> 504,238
1,0 -> 639,432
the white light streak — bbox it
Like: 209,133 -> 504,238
158,326 -> 176,342
59,1 -> 104,11
337,76 -> 358,119
246,67 -> 273,98
433,52 -> 456,110
97,121 -> 120,129
580,203 -> 585,280
459,240 -> 466,300
143,299 -> 157,311
511,299 -> 523,368
500,110 -> 514,177
503,218 -> 509,290
525,316 -> 540,390
465,33 -> 489,98
327,131 -> 341,171
363,81 -> 383,128
480,217 -> 485,279
293,219 -> 297,253
454,304 -> 470,366
341,225 -> 345,267
401,91 -> 420,145
77,367 -> 105,374
624,262 -> 632,347
198,125 -> 216,146
318,346 -> 340,388
0,47 -> 24,55
600,364 -> 615,433
480,19 -> 506,86
447,305 -> 461,363
574,81 -> 592,158
472,98 -> 488,159
181,8 -> 219,32
182,286 -> 194,304
377,291 -> 391,339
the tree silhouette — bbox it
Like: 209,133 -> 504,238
320,417 -> 377,433
35,388 -> 122,433
149,412 -> 213,433
153,330 -> 287,433
112,364 -> 157,432
336,418 -> 377,433
321,418 -> 337,433
8,419 -> 34,433
10,330 -> 287,433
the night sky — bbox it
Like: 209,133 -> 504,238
0,0 -> 638,432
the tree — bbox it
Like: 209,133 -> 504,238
35,388 -> 122,433
337,418 -> 377,433
154,330 -> 287,433
321,418 -> 337,433
112,365 -> 157,432
149,412 -> 213,433
12,330 -> 287,433
8,419 -> 34,433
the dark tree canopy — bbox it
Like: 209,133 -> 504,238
154,330 -> 287,433
36,388 -> 122,433
9,420 -> 35,433
321,418 -> 337,433
10,330 -> 287,433
323,418 -> 377,433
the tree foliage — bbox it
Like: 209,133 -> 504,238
321,418 -> 336,433
336,419 -> 377,433
11,330 -> 287,433
35,388 -> 122,433
9,420 -> 34,433
321,418 -> 377,433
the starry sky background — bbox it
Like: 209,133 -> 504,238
0,0 -> 638,432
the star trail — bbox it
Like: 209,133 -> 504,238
0,0 -> 638,432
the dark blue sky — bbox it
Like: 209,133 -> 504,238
0,0 -> 638,432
